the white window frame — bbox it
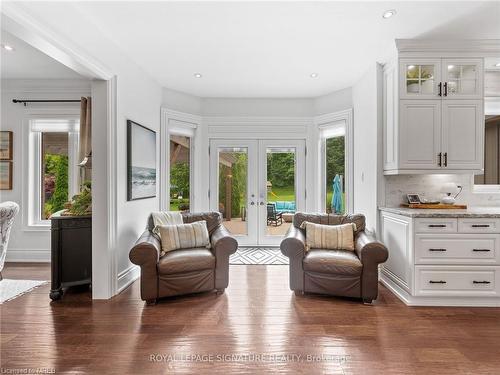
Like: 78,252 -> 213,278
315,109 -> 354,214
26,116 -> 80,228
161,109 -> 201,211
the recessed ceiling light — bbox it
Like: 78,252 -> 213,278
382,10 -> 396,19
1,44 -> 14,51
194,73 -> 202,78
310,73 -> 318,78
448,65 -> 455,70
495,63 -> 500,67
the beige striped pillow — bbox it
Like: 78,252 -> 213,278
158,220 -> 210,255
300,221 -> 357,251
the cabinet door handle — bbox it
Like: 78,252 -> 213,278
429,248 -> 447,252
428,224 -> 446,228
443,82 -> 448,96
473,281 -> 491,284
443,152 -> 448,167
438,152 -> 442,167
473,248 -> 491,252
429,280 -> 446,284
438,82 -> 442,96
472,224 -> 490,228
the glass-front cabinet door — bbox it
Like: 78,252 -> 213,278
441,59 -> 483,99
399,59 -> 442,99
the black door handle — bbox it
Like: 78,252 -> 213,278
473,249 -> 491,252
444,82 -> 448,96
438,152 -> 442,167
429,248 -> 447,252
472,224 -> 490,228
438,82 -> 442,96
429,280 -> 447,284
473,281 -> 491,284
444,152 -> 448,167
428,224 -> 446,228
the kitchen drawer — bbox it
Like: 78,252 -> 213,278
458,218 -> 500,234
415,218 -> 457,233
415,266 -> 500,297
415,234 -> 500,265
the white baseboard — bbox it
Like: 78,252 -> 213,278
117,265 -> 140,294
5,249 -> 50,262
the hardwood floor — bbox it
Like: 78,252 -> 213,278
1,262 -> 500,374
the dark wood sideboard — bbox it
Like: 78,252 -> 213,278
49,211 -> 92,300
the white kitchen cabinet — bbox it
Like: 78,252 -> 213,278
383,41 -> 486,175
380,209 -> 500,306
441,100 -> 484,169
399,100 -> 441,169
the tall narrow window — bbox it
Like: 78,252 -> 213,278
169,134 -> 191,211
29,119 -> 79,225
320,121 -> 347,214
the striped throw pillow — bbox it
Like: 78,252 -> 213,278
158,220 -> 210,255
300,221 -> 357,251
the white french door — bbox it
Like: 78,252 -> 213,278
209,139 -> 305,246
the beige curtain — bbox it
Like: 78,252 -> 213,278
79,97 -> 92,182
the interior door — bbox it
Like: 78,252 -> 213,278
209,139 -> 258,245
258,140 -> 305,246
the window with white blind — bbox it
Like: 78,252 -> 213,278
28,118 -> 80,225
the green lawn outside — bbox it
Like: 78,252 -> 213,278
267,186 -> 295,202
326,190 -> 346,214
170,198 -> 190,211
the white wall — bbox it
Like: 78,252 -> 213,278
313,87 -> 353,116
0,79 -> 91,262
162,87 -> 202,115
352,64 -> 383,233
201,98 -> 314,117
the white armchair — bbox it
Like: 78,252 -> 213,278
0,201 -> 20,280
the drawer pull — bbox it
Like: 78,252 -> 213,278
428,224 -> 447,228
473,280 -> 491,284
429,280 -> 447,284
471,224 -> 490,228
472,249 -> 491,252
429,248 -> 447,252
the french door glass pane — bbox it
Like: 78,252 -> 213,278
218,147 -> 248,236
41,132 -> 69,219
266,147 -> 295,236
169,135 -> 191,211
325,136 -> 345,214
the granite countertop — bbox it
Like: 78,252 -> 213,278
379,206 -> 500,218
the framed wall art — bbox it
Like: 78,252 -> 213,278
127,120 -> 157,201
0,131 -> 13,160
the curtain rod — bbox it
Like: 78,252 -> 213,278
13,99 -> 81,107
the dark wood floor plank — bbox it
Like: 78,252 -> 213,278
1,262 -> 500,374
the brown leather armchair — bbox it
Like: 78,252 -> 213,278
280,212 -> 388,303
129,212 -> 238,304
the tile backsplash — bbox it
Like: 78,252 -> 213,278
384,174 -> 500,207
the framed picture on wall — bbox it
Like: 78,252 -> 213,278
127,120 -> 157,201
0,131 -> 13,160
0,161 -> 13,190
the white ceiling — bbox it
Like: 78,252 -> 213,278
4,1 -> 500,97
1,29 -> 86,80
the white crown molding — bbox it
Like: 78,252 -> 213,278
1,2 -> 114,80
396,39 -> 500,54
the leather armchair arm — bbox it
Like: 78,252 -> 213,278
211,225 -> 238,290
129,230 -> 160,266
280,225 -> 306,292
129,230 -> 160,301
355,231 -> 388,301
355,232 -> 388,265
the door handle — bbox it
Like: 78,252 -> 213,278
473,281 -> 491,284
428,224 -> 446,228
472,224 -> 490,228
429,280 -> 446,284
443,82 -> 448,96
443,152 -> 448,167
473,249 -> 491,252
438,82 -> 442,97
438,152 -> 442,167
429,248 -> 447,252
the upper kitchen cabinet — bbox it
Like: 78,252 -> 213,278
442,59 -> 483,99
383,40 -> 498,175
400,59 -> 442,99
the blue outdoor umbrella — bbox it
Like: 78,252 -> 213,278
332,174 -> 342,214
